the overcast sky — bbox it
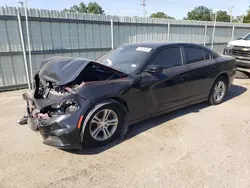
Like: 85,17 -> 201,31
1,0 -> 249,19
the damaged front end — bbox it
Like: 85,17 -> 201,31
23,83 -> 89,149
22,56 -> 128,149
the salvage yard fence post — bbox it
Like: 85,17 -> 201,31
24,0 -> 33,89
167,21 -> 170,41
17,10 -> 31,90
111,19 -> 114,49
231,26 -> 235,41
203,25 -> 207,46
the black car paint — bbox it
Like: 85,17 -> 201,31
23,42 -> 236,149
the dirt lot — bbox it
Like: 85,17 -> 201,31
0,79 -> 250,188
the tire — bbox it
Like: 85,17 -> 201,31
208,76 -> 228,105
235,70 -> 249,79
82,103 -> 125,147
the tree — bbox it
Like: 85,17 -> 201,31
232,15 -> 244,23
64,2 -> 104,14
186,6 -> 212,21
243,6 -> 250,23
150,12 -> 174,19
215,11 -> 230,22
64,2 -> 87,13
87,2 -> 104,14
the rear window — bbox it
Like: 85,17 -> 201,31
185,47 -> 205,64
150,47 -> 182,69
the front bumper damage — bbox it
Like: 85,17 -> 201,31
23,91 -> 90,149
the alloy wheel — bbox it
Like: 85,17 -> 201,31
89,109 -> 119,141
213,81 -> 226,102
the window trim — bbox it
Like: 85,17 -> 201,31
145,46 -> 184,71
203,49 -> 212,61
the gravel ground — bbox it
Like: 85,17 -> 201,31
0,79 -> 250,188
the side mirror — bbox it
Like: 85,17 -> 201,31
145,65 -> 163,73
130,74 -> 142,86
238,37 -> 243,40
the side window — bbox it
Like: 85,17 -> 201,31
185,47 -> 205,64
150,47 -> 182,69
203,50 -> 211,60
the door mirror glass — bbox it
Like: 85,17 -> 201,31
145,65 -> 163,73
238,37 -> 243,40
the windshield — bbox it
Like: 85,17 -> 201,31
96,45 -> 152,74
243,33 -> 250,40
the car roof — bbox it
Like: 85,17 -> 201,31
120,41 -> 219,59
121,41 -> 217,56
121,41 -> 206,49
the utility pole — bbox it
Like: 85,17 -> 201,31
211,11 -> 217,50
141,0 -> 146,17
229,6 -> 235,23
18,1 -> 24,7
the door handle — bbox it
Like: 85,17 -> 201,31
211,65 -> 216,70
179,73 -> 188,81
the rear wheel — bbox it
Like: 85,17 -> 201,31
83,103 -> 125,147
208,77 -> 228,105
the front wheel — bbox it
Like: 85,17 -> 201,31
83,103 -> 125,147
208,77 -> 228,105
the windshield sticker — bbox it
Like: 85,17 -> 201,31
131,64 -> 137,67
136,47 -> 152,52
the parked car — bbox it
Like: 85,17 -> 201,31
223,32 -> 250,68
23,42 -> 236,149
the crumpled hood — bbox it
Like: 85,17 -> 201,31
39,56 -> 126,86
39,56 -> 91,85
228,40 -> 250,47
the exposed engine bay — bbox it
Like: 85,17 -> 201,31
34,61 -> 126,100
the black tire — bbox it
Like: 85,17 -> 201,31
82,103 -> 125,147
235,70 -> 249,79
208,76 -> 228,105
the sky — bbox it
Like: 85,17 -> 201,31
1,0 -> 249,19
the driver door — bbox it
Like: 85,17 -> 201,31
139,46 -> 190,115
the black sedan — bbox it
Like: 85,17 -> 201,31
23,42 -> 236,149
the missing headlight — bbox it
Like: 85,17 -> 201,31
48,100 -> 79,116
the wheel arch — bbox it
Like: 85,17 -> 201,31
80,97 -> 129,144
208,72 -> 229,98
214,72 -> 229,88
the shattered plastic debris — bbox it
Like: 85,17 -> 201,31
17,116 -> 28,125
37,113 -> 49,119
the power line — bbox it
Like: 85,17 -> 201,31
229,6 -> 235,22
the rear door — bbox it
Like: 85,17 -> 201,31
183,45 -> 219,101
139,46 -> 190,114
